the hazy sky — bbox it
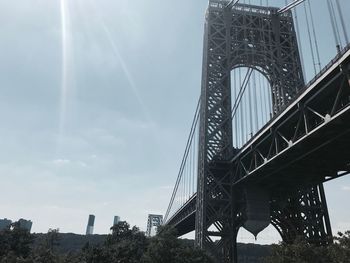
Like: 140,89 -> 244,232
0,0 -> 349,244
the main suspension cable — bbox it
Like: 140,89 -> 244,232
231,68 -> 254,120
164,97 -> 200,221
293,7 -> 306,82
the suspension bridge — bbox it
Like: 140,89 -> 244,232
162,0 -> 350,262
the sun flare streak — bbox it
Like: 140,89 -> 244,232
59,0 -> 69,137
88,0 -> 152,122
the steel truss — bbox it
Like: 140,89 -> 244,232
232,47 -> 350,246
232,49 -> 350,186
196,1 -> 336,262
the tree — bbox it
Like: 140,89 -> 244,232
265,232 -> 350,263
143,226 -> 179,263
143,225 -> 214,263
108,221 -> 134,244
29,228 -> 63,263
328,231 -> 350,263
265,238 -> 331,263
45,228 -> 61,252
0,222 -> 34,259
82,221 -> 148,263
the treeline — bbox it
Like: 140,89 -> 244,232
266,231 -> 350,263
0,221 -> 213,263
1,220 -> 350,262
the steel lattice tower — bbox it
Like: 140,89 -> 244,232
196,1 -> 332,262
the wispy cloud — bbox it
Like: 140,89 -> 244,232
342,186 -> 350,191
53,159 -> 71,166
159,185 -> 173,190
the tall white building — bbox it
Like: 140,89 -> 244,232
0,218 -> 12,231
113,216 -> 120,226
18,219 -> 33,232
86,214 -> 95,235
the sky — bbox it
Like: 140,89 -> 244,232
0,0 -> 349,244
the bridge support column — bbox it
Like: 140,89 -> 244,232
271,184 -> 333,245
195,1 -> 331,262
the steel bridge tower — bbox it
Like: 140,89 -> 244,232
196,1 -> 332,262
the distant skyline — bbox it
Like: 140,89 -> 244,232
0,0 -> 349,245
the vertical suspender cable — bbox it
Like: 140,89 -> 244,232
248,75 -> 253,138
249,10 -> 257,136
184,155 -> 187,200
303,2 -> 317,75
243,13 -> 248,144
235,70 -> 239,147
194,127 -> 197,192
185,158 -> 187,200
334,0 -> 349,45
263,77 -> 268,123
189,143 -> 192,197
188,153 -> 191,198
180,170 -> 183,206
259,74 -> 265,124
164,97 -> 200,221
186,159 -> 188,200
239,68 -> 244,146
232,70 -> 253,119
234,71 -> 239,147
191,133 -> 194,195
185,154 -> 187,202
233,70 -> 237,147
245,73 -> 249,142
259,5 -> 271,123
193,139 -> 195,194
240,72 -> 247,145
189,143 -> 191,196
253,71 -> 259,132
189,129 -> 192,197
257,13 -> 264,127
244,85 -> 248,142
306,0 -> 321,72
327,0 -> 342,52
185,163 -> 187,199
186,160 -> 188,200
191,132 -> 195,195
190,139 -> 193,195
267,78 -> 272,118
183,162 -> 186,202
267,6 -> 276,114
191,129 -> 195,195
193,128 -> 196,193
294,8 -> 306,82
184,166 -> 186,202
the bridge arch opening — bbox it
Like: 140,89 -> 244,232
237,224 -> 282,245
231,67 -> 273,148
